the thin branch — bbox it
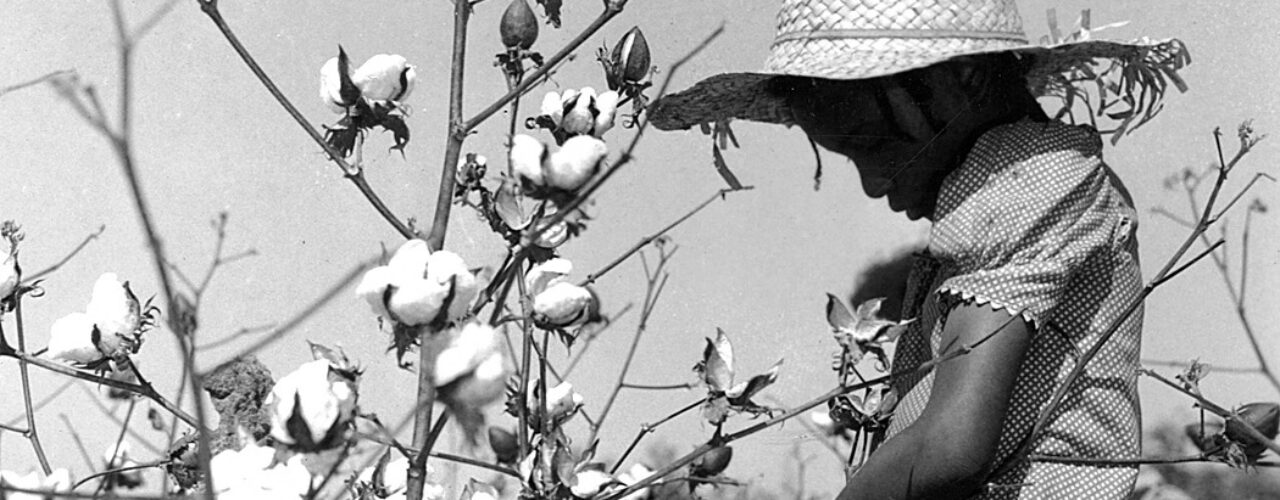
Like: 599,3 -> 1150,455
424,0 -> 473,252
1141,359 -> 1262,374
58,414 -> 98,472
3,378 -> 75,428
20,225 -> 105,284
1,349 -> 203,430
580,186 -> 753,286
200,258 -> 374,376
95,398 -> 138,495
562,303 -> 634,379
609,397 -> 705,475
11,297 -> 52,473
74,382 -> 164,456
589,255 -> 671,446
73,459 -> 170,490
1211,173 -> 1276,222
195,0 -> 415,239
1141,368 -> 1280,457
619,382 -> 696,391
1150,239 -> 1224,288
0,70 -> 75,98
1029,454 -> 1279,467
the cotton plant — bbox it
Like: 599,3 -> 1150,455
319,47 -> 417,158
44,272 -> 159,372
264,343 -> 361,452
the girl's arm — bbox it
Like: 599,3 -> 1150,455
838,303 -> 1032,500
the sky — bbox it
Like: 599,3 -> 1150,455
1,0 -> 1277,497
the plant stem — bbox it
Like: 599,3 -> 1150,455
588,262 -> 670,446
425,0 -> 472,252
580,186 -> 752,286
406,326 -> 444,500
12,299 -> 52,474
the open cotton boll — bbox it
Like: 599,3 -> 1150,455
544,381 -> 584,421
0,468 -> 72,497
353,54 -> 415,102
593,90 -> 621,136
47,312 -> 103,364
266,359 -> 356,450
434,322 -> 503,387
0,253 -> 18,303
87,273 -> 140,338
425,250 -> 479,321
510,134 -> 549,188
319,57 -> 349,113
546,135 -> 607,191
540,91 -> 564,126
560,87 -> 597,136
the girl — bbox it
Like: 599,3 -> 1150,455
649,0 -> 1188,498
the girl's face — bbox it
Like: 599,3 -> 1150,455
784,65 -> 987,221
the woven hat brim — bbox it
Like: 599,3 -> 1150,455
648,38 -> 1185,132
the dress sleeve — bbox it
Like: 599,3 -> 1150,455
929,122 -> 1131,328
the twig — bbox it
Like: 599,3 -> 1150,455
0,70 -> 75,98
195,0 -> 414,239
199,258 -> 374,376
21,225 -> 106,284
1141,359 -> 1261,374
619,383 -> 696,391
1141,368 -> 1280,457
3,379 -> 75,428
406,325 -> 446,500
1149,239 -> 1224,288
72,459 -> 170,490
74,382 -> 164,456
1029,454 -> 1279,467
11,297 -> 52,473
1,349 -> 203,431
609,398 -> 705,475
561,304 -> 634,379
589,251 -> 672,446
515,259 -> 535,462
96,398 -> 138,495
57,413 -> 98,472
580,186 -> 753,286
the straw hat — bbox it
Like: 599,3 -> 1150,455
649,0 -> 1189,143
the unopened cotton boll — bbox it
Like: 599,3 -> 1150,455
546,135 -> 607,191
353,54 -> 416,102
47,312 -> 103,364
533,281 -> 595,328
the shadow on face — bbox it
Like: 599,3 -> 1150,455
768,54 -> 1042,220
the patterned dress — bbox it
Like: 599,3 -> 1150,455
883,119 -> 1144,499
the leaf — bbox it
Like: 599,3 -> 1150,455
699,328 -> 735,392
379,114 -> 411,155
726,358 -> 782,403
710,143 -> 744,190
535,0 -> 563,28
825,293 -> 857,332
336,46 -> 361,106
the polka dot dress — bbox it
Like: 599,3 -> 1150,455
883,120 -> 1144,499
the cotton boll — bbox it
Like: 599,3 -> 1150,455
319,57 -> 350,113
533,281 -> 595,328
353,54 -> 414,102
560,87 -> 597,136
546,135 -> 607,191
510,134 -> 549,188
593,90 -> 621,136
266,360 -> 357,451
87,273 -> 140,339
540,91 -> 564,126
47,312 -> 103,364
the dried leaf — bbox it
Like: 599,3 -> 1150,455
710,143 -> 744,190
535,0 -> 563,28
726,358 -> 782,403
698,328 -> 735,393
